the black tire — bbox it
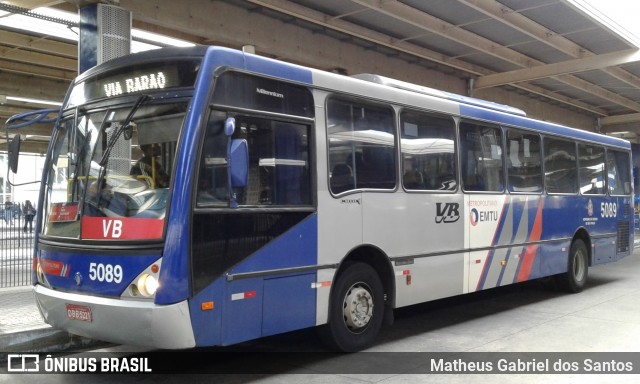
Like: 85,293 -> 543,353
319,262 -> 384,352
556,239 -> 589,293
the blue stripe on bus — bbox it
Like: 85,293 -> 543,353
230,213 -> 318,274
220,272 -> 317,346
459,104 -> 630,149
222,214 -> 317,345
189,214 -> 318,347
39,250 -> 160,297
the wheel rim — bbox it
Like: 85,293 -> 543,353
573,249 -> 586,282
342,282 -> 374,334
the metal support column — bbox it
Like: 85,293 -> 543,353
78,3 -> 131,74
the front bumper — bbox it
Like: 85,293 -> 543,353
34,285 -> 196,349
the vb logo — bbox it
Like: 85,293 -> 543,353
102,219 -> 123,238
435,203 -> 460,224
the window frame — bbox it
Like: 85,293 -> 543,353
606,148 -> 632,197
577,142 -> 606,196
543,136 -> 579,195
195,108 -> 315,209
505,128 -> 543,195
399,108 -> 457,193
326,95 -> 397,196
459,120 -> 505,194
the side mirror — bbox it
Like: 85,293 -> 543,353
4,108 -> 58,187
229,139 -> 248,188
8,135 -> 21,173
123,123 -> 134,140
225,117 -> 236,137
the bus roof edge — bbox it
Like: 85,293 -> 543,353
352,73 -> 527,117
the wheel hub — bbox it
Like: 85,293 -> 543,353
343,283 -> 374,331
574,250 -> 586,280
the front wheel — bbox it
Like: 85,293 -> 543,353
319,262 -> 384,352
556,239 -> 589,293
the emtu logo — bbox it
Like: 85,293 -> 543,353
470,208 -> 480,226
469,208 -> 499,226
435,203 -> 460,223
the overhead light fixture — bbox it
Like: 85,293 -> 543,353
6,96 -> 62,107
607,131 -> 634,137
132,29 -> 195,48
0,6 -> 195,53
0,7 -> 77,41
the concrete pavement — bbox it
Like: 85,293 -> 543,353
0,239 -> 639,384
0,286 -> 104,353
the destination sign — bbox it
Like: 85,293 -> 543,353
103,72 -> 167,97
66,60 -> 200,106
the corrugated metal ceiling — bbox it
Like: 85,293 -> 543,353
1,0 -> 639,145
268,0 -> 640,132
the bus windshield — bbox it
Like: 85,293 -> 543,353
42,99 -> 188,240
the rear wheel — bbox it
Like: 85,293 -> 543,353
556,239 -> 589,293
319,262 -> 384,352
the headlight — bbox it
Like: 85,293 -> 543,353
137,274 -> 159,297
36,262 -> 51,288
37,263 -> 44,283
122,260 -> 162,300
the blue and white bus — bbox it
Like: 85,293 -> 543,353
8,46 -> 632,351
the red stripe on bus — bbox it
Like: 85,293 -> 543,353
41,259 -> 65,276
517,201 -> 543,282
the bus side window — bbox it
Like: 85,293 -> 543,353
460,122 -> 504,193
268,121 -> 311,205
607,150 -> 631,195
578,143 -> 605,195
327,97 -> 396,194
226,117 -> 311,206
197,111 -> 229,205
544,138 -> 578,194
400,110 -> 456,191
330,163 -> 354,193
506,129 -> 542,193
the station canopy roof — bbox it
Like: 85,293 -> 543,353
2,0 -> 640,154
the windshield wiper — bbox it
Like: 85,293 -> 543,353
92,94 -> 150,211
69,128 -> 92,201
99,94 -> 149,167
